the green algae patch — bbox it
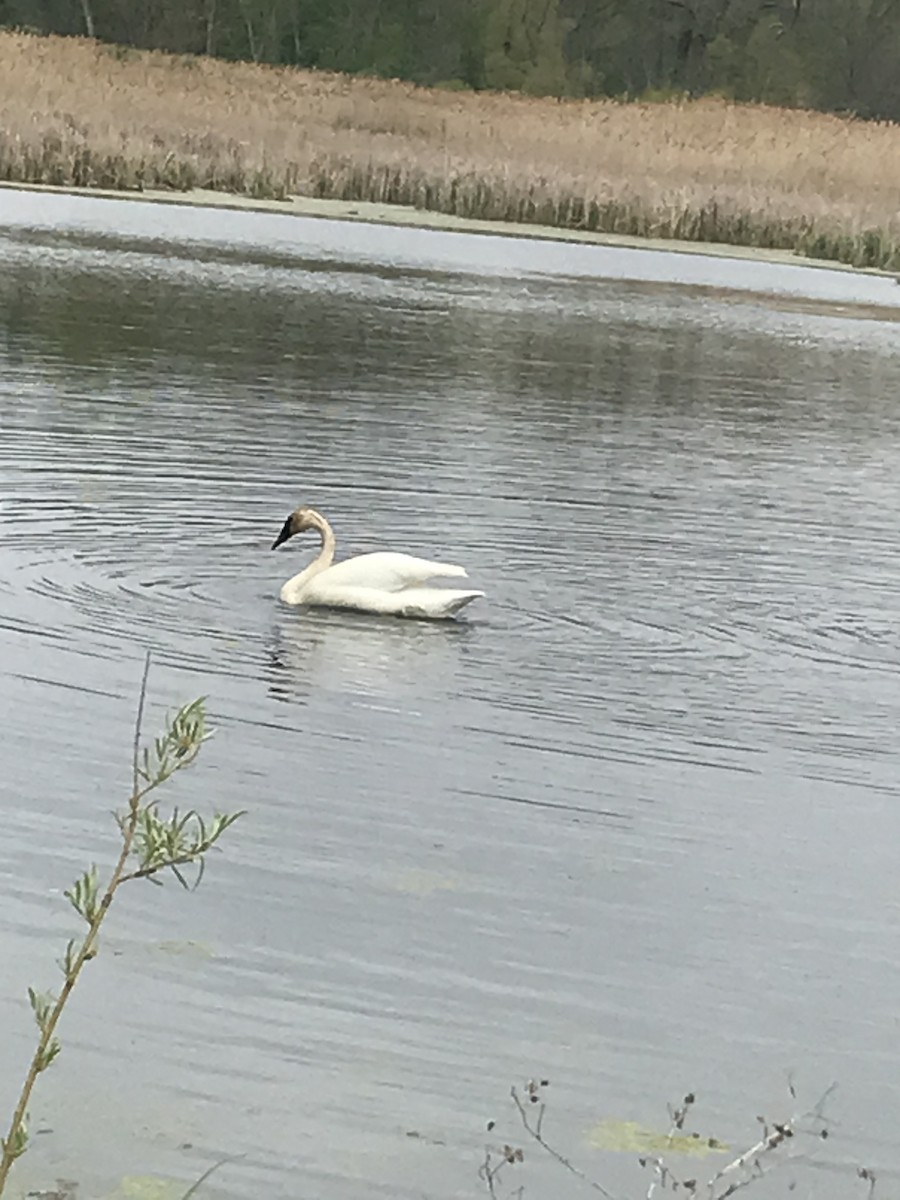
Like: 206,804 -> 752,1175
587,1119 -> 728,1156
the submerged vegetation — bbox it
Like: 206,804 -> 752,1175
1,30 -> 900,270
0,657 -> 243,1197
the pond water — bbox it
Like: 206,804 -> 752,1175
2,186 -> 900,1200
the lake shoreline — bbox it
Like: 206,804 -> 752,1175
3,31 -> 900,274
1,179 -> 892,278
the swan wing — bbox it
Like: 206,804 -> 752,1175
304,583 -> 484,619
317,552 -> 468,592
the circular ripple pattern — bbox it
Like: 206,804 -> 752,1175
5,369 -> 900,768
2,477 -> 268,675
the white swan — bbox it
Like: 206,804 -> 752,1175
271,506 -> 484,619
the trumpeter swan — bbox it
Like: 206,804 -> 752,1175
271,506 -> 484,619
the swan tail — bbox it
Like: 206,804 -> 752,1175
401,588 -> 484,619
440,589 -> 484,615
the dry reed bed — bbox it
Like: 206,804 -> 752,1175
2,31 -> 900,268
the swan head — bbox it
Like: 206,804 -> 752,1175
271,506 -> 319,549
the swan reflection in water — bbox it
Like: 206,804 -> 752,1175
264,607 -> 477,705
271,506 -> 484,620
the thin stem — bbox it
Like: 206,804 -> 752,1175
132,650 -> 151,803
479,1149 -> 500,1197
181,1154 -> 234,1199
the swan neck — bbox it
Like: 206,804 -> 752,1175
310,510 -> 336,573
279,509 -> 336,604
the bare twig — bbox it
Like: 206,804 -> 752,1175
478,1147 -> 499,1199
479,1141 -> 523,1197
485,1076 -> 846,1200
509,1083 -> 621,1200
706,1084 -> 837,1199
643,1156 -> 688,1200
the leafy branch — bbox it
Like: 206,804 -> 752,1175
0,654 -> 244,1195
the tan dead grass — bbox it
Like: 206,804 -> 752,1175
2,31 -> 900,268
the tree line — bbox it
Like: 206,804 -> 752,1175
3,0 -> 900,121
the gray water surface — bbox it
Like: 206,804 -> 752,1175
2,188 -> 900,1199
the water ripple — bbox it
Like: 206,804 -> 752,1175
5,192 -> 900,1198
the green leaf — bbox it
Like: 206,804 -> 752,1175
57,937 -> 78,980
36,1037 -> 62,1072
28,987 -> 57,1033
2,1115 -> 29,1161
65,865 -> 100,923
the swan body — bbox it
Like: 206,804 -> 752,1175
271,507 -> 484,619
